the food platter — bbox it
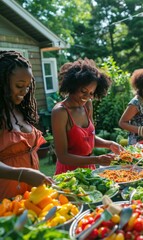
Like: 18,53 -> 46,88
121,184 -> 143,201
56,202 -> 84,230
69,201 -> 129,239
53,168 -> 119,205
92,165 -> 143,188
111,144 -> 143,166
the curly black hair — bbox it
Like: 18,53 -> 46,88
0,50 -> 39,130
131,69 -> 143,98
59,58 -> 112,99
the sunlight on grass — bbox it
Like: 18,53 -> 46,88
39,157 -> 56,177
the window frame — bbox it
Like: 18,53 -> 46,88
41,58 -> 58,94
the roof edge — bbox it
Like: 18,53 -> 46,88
1,0 -> 67,48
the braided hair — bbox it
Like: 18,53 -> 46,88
0,50 -> 39,130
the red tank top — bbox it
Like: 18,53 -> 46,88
55,103 -> 96,174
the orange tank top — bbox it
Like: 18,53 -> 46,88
0,126 -> 46,201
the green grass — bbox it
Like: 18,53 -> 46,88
39,157 -> 56,177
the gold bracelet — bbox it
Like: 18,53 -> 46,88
17,169 -> 24,190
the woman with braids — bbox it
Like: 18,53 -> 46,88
0,50 -> 54,201
52,58 -> 123,175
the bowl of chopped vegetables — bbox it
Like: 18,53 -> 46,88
53,168 -> 119,205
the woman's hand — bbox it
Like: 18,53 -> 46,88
21,169 -> 55,187
95,153 -> 115,166
109,141 -> 124,155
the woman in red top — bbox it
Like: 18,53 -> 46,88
52,58 -> 123,175
0,51 -> 54,201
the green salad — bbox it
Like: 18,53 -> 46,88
53,168 -> 119,204
0,215 -> 71,240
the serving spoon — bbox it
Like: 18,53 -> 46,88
104,207 -> 133,239
76,209 -> 112,240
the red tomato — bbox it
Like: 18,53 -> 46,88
132,230 -> 140,239
94,213 -> 101,222
79,218 -> 89,230
89,228 -> 98,239
83,223 -> 92,230
132,200 -> 142,204
125,231 -> 132,239
76,226 -> 82,234
134,208 -> 142,215
133,218 -> 143,232
98,226 -> 109,238
86,216 -> 94,225
135,236 -> 143,240
102,220 -> 114,229
116,230 -> 124,234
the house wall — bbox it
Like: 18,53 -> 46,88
0,15 -> 47,110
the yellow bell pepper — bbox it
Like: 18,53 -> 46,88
40,203 -> 54,217
47,215 -> 66,227
29,184 -> 51,204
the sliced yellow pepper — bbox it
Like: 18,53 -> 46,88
47,215 -> 66,227
29,184 -> 51,204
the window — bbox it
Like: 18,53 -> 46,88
42,58 -> 58,94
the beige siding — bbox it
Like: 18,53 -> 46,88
0,15 -> 49,111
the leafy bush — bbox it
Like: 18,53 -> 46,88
93,57 -> 133,134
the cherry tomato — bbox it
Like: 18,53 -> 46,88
133,218 -> 143,232
126,212 -> 138,230
94,213 -> 101,221
136,235 -> 143,240
115,232 -> 124,240
135,236 -> 143,240
132,230 -> 140,239
76,226 -> 82,234
111,214 -> 120,224
86,216 -> 94,225
78,218 -> 89,230
83,223 -> 92,230
132,200 -> 142,204
125,231 -> 132,239
98,226 -> 109,238
102,220 -> 114,229
89,228 -> 98,239
116,230 -> 125,235
134,208 -> 142,215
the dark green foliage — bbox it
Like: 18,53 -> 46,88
93,57 -> 133,133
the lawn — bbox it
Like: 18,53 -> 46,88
39,157 -> 56,177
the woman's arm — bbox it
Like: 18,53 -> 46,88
51,105 -> 119,166
119,105 -> 139,134
0,162 -> 54,186
86,101 -> 123,154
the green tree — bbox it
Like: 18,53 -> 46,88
16,0 -> 143,72
93,56 -> 133,135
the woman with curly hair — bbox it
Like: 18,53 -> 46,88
119,69 -> 143,145
0,50 -> 54,201
52,58 -> 122,174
